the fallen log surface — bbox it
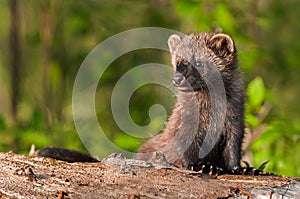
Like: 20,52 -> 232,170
0,152 -> 299,199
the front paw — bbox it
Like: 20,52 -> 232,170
229,167 -> 274,176
187,162 -> 224,175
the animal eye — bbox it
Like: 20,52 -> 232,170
195,61 -> 203,67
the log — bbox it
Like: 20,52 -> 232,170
0,152 -> 299,199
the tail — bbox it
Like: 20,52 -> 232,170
37,147 -> 99,163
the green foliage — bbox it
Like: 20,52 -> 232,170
242,160 -> 250,168
0,116 -> 6,130
252,119 -> 300,176
257,160 -> 269,171
245,77 -> 300,176
214,3 -> 235,32
247,77 -> 266,113
245,77 -> 266,128
114,133 -> 141,152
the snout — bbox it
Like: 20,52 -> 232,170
172,72 -> 194,92
172,72 -> 185,87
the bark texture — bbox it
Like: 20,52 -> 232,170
0,152 -> 299,199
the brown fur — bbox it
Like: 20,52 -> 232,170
136,32 -> 245,172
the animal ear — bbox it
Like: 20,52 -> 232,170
168,34 -> 181,53
208,33 -> 235,57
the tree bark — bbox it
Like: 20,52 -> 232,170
0,152 -> 299,199
9,0 -> 21,124
39,0 -> 53,127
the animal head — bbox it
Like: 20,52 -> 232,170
168,33 -> 237,92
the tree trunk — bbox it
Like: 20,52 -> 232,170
9,0 -> 21,124
39,0 -> 53,127
0,152 -> 299,198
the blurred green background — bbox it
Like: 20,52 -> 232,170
0,0 -> 299,176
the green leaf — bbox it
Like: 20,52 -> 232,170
245,113 -> 260,128
258,160 -> 270,171
247,77 -> 266,112
242,160 -> 250,168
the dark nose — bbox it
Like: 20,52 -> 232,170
173,72 -> 184,86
